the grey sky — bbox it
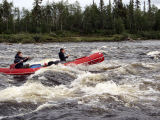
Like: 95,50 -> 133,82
0,0 -> 160,10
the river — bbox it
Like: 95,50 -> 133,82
0,41 -> 160,120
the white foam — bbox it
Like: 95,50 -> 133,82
91,49 -> 108,54
147,51 -> 160,56
0,59 -> 159,106
0,82 -> 74,103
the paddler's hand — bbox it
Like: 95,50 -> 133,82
27,57 -> 32,60
67,54 -> 70,57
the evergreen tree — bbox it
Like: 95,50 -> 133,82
114,17 -> 124,34
32,0 -> 43,33
83,3 -> 100,33
2,0 -> 13,33
148,0 -> 151,13
0,3 -> 3,33
67,1 -> 82,31
143,1 -> 146,13
155,10 -> 160,31
135,0 -> 140,9
106,0 -> 114,32
0,0 -> 159,35
99,0 -> 106,29
127,0 -> 135,32
21,8 -> 30,32
13,7 -> 20,33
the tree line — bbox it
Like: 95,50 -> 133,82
0,0 -> 160,35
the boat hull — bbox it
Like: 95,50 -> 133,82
0,68 -> 41,75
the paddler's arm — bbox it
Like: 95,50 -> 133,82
22,57 -> 29,62
65,54 -> 70,59
65,56 -> 69,58
14,58 -> 20,64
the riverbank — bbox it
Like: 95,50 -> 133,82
0,31 -> 160,43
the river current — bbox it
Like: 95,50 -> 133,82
0,41 -> 160,120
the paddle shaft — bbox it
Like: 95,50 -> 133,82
10,57 -> 29,69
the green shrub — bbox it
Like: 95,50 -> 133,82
33,35 -> 41,42
114,18 -> 125,34
139,31 -> 160,39
0,38 -> 5,43
41,35 -> 53,42
49,32 -> 57,37
21,38 -> 35,43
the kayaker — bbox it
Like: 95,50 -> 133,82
14,51 -> 30,69
46,48 -> 69,66
59,48 -> 69,62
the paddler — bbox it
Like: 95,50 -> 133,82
47,48 -> 70,66
14,51 -> 30,69
59,48 -> 70,62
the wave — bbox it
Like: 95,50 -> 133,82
0,59 -> 160,112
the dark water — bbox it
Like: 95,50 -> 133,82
0,41 -> 160,120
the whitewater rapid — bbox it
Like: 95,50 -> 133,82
0,41 -> 160,120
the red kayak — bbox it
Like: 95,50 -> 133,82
0,52 -> 104,75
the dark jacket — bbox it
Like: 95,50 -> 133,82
14,54 -> 28,69
59,52 -> 68,62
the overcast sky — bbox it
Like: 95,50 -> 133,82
0,0 -> 160,10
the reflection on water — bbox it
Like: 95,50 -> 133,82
0,41 -> 160,120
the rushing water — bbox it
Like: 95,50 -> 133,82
0,41 -> 160,120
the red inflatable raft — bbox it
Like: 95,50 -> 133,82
0,52 -> 104,75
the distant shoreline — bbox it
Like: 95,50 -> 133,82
0,32 -> 160,43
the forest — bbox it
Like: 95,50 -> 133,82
0,0 -> 160,43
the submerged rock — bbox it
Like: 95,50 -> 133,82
31,70 -> 75,86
